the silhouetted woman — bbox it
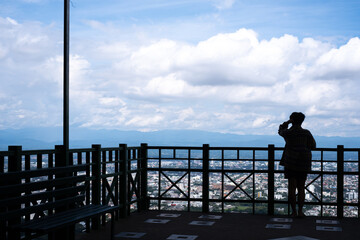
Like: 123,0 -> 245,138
278,112 -> 316,217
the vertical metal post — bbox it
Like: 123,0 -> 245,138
114,149 -> 119,220
140,143 -> 149,211
55,145 -> 69,168
119,144 -> 129,217
7,146 -> 22,240
7,145 -> 22,171
55,145 -> 73,240
63,0 -> 70,160
0,152 -> 6,239
358,149 -> 360,218
268,144 -> 275,215
0,155 -> 4,173
55,145 -> 66,168
337,145 -> 344,218
85,151 -> 91,231
101,150 -> 106,226
202,144 -> 210,213
92,144 -> 101,229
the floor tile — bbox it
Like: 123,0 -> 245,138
145,219 -> 170,224
115,232 -> 146,238
270,218 -> 293,223
316,220 -> 340,225
167,234 -> 198,240
199,215 -> 222,220
265,224 -> 291,229
157,213 -> 181,218
189,221 -> 215,226
316,226 -> 342,232
268,236 -> 319,240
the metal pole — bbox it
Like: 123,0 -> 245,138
202,144 -> 209,213
268,144 -> 275,215
64,0 -> 70,157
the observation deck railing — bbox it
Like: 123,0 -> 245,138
0,143 -> 359,239
147,145 -> 360,218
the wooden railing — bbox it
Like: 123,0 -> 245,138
0,144 -> 148,240
1,143 -> 359,238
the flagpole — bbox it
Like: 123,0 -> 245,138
63,0 -> 70,164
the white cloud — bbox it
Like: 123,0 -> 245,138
99,97 -> 126,107
5,17 -> 18,25
1,16 -> 360,136
0,43 -> 7,59
143,74 -> 187,97
122,30 -> 331,87
129,39 -> 179,77
213,0 -> 236,10
312,37 -> 360,80
178,107 -> 195,121
252,116 -> 272,128
126,115 -> 164,127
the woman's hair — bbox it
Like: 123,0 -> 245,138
290,112 -> 305,125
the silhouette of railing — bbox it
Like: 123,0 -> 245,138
1,143 -> 359,238
146,144 -> 359,218
0,144 -> 148,240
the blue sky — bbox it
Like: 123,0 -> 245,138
1,0 -> 360,137
3,0 -> 359,42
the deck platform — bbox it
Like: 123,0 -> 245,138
76,211 -> 360,240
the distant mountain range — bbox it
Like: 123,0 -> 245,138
0,127 -> 359,150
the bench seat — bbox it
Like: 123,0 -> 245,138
12,205 -> 118,233
0,164 -> 119,240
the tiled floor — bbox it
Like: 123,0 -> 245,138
76,211 -> 360,240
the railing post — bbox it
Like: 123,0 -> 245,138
202,144 -> 210,213
358,149 -> 360,218
337,145 -> 344,218
0,148 -> 9,240
101,149 -> 106,226
8,146 -> 22,170
119,144 -> 129,218
55,145 -> 75,240
140,143 -> 149,211
268,144 -> 275,215
55,145 -> 66,168
114,148 -> 119,220
0,157 -> 4,240
7,146 -> 22,240
92,144 -> 102,229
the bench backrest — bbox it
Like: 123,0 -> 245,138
0,164 -> 88,223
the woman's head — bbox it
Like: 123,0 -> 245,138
290,112 -> 305,125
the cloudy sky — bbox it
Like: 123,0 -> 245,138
1,0 -> 360,137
